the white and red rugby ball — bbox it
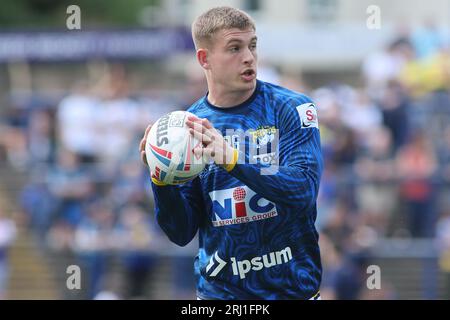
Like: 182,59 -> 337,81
145,111 -> 206,185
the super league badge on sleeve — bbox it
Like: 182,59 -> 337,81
296,103 -> 319,129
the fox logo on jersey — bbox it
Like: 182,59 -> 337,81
208,186 -> 278,227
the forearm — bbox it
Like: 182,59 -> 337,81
151,183 -> 200,247
227,162 -> 320,210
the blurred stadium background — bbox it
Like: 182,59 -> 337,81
0,0 -> 449,300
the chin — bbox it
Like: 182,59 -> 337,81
240,78 -> 257,89
226,78 -> 256,92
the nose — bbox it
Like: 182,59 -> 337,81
243,47 -> 255,66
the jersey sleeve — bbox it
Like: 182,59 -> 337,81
151,177 -> 204,246
227,96 -> 323,214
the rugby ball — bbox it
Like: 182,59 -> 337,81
145,111 -> 206,185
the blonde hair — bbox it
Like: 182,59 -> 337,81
192,6 -> 255,49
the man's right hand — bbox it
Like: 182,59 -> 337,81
139,124 -> 152,166
139,124 -> 166,186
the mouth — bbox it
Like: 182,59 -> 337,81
241,69 -> 256,81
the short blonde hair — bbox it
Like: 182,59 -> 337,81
192,6 -> 256,49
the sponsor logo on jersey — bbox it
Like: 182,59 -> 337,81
223,127 -> 279,168
209,186 -> 278,227
248,126 -> 278,166
296,103 -> 319,129
206,246 -> 293,279
248,126 -> 277,146
252,152 -> 277,166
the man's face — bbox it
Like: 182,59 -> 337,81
206,27 -> 258,93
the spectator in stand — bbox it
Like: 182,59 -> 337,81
354,126 -> 397,235
317,233 -> 342,300
438,126 -> 450,203
20,168 -> 58,243
396,131 -> 438,237
362,41 -> 408,99
0,210 -> 17,300
436,206 -> 450,300
340,89 -> 383,150
27,108 -> 55,166
411,20 -> 443,61
56,81 -> 100,163
73,200 -> 116,299
47,149 -> 95,227
0,112 -> 28,171
109,159 -> 149,210
378,80 -> 411,152
95,64 -> 141,165
115,205 -> 156,299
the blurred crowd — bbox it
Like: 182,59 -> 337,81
0,22 -> 449,300
315,23 -> 450,299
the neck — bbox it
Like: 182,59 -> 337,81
206,82 -> 256,108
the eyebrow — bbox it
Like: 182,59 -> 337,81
226,36 -> 258,45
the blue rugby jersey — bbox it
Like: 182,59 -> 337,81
151,80 -> 323,300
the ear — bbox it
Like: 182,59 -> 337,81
196,48 -> 210,70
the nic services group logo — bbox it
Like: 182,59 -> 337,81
208,186 -> 278,227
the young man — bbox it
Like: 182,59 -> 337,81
139,6 -> 323,300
